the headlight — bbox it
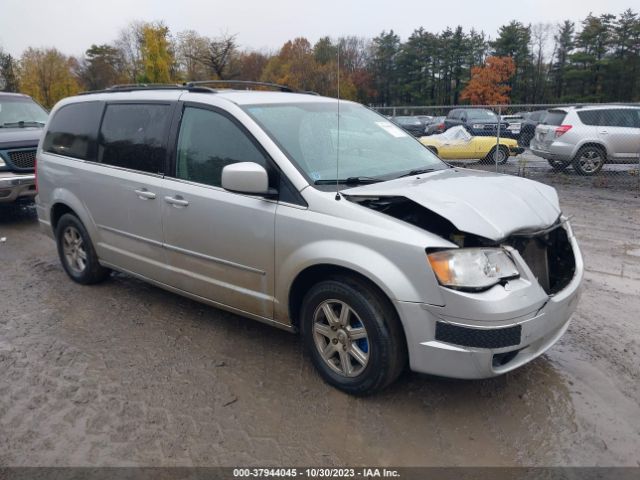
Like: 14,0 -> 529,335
0,156 -> 6,168
472,124 -> 484,129
427,248 -> 519,290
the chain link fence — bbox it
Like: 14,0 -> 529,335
374,104 -> 640,194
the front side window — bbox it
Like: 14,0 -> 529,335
43,102 -> 102,160
175,106 -> 270,188
98,103 -> 171,174
603,109 -> 639,128
243,102 -> 446,187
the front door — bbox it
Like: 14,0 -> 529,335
162,104 -> 276,319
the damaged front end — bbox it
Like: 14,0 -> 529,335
347,195 -> 576,296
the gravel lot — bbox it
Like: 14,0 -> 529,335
0,179 -> 639,467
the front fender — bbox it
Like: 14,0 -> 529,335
275,239 -> 445,323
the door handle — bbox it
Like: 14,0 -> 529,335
164,195 -> 189,207
600,130 -> 609,135
134,188 -> 156,200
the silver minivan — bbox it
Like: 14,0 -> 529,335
36,83 -> 583,395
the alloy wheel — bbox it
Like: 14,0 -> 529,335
62,226 -> 87,274
312,299 -> 370,378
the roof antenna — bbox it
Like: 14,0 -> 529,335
335,42 -> 341,201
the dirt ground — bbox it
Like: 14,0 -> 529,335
0,181 -> 639,467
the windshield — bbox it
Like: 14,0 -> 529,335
0,97 -> 48,127
243,102 -> 446,186
466,109 -> 497,120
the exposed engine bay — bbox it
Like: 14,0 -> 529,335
347,195 -> 576,295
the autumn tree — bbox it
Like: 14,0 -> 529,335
140,22 -> 174,83
230,51 -> 270,81
460,56 -> 515,104
19,47 -> 80,108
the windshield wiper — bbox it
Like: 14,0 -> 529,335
394,168 -> 439,179
314,176 -> 383,185
0,121 -> 45,128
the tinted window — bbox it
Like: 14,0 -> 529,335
43,102 -> 102,160
544,110 -> 567,126
176,107 -> 269,187
577,110 -> 601,126
529,111 -> 543,122
98,103 -> 171,174
602,109 -> 639,128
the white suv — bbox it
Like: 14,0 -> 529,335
36,82 -> 583,394
530,105 -> 640,175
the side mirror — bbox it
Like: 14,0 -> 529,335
221,162 -> 275,196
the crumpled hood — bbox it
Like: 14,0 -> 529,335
343,168 -> 561,241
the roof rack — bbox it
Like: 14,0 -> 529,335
77,80 -> 317,96
77,83 -> 215,96
184,80 -> 295,92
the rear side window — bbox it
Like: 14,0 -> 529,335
175,106 -> 270,188
544,110 -> 567,126
43,102 -> 102,160
577,110 -> 601,126
98,103 -> 171,174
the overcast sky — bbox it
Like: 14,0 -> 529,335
0,0 -> 635,58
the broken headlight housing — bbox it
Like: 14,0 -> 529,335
427,248 -> 519,290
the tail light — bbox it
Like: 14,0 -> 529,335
438,123 -> 445,131
555,125 -> 572,137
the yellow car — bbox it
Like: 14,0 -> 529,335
420,126 -> 524,164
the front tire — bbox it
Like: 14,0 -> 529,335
300,277 -> 407,395
55,213 -> 110,284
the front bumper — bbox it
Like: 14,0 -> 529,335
397,223 -> 583,379
0,172 -> 36,203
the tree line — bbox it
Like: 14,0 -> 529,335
1,9 -> 638,109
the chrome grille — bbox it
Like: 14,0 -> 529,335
8,149 -> 36,169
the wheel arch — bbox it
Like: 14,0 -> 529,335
574,141 -> 608,159
48,188 -> 98,240
287,263 -> 402,334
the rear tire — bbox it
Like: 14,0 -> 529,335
573,145 -> 605,176
55,213 -> 110,284
300,276 -> 407,395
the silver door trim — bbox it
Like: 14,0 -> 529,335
98,224 -> 163,247
163,242 -> 266,275
100,260 -> 292,331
